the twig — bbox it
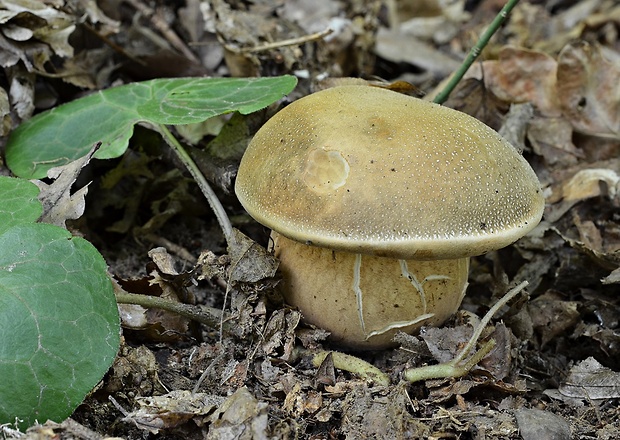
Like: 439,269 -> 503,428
433,0 -> 521,104
124,0 -> 199,63
115,291 -> 224,329
218,28 -> 334,54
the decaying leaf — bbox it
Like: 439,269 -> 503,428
558,357 -> 620,402
528,292 -> 580,348
227,229 -> 278,284
0,85 -> 9,135
561,168 -> 619,202
341,383 -> 430,438
122,390 -> 224,434
557,41 -> 620,139
514,408 -> 571,440
0,0 -> 75,69
465,47 -> 560,117
206,387 -> 269,440
260,308 -> 301,360
34,142 -> 99,228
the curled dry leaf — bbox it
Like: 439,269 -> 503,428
561,168 -> 619,202
557,41 -> 620,139
0,0 -> 75,69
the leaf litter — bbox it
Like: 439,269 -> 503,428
2,0 -> 620,439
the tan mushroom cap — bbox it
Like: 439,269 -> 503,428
235,85 -> 544,260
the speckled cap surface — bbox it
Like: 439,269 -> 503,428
235,85 -> 544,259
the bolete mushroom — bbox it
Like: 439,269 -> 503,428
235,85 -> 544,349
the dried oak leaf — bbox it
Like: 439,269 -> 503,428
557,41 -> 620,139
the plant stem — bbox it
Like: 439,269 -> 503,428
404,281 -> 528,383
433,0 -> 521,105
157,124 -> 236,247
312,350 -> 390,387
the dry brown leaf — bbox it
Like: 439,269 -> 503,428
466,47 -> 560,116
206,387 -> 269,439
515,408 -> 571,440
34,143 -> 99,228
561,168 -> 619,202
558,357 -> 620,401
528,293 -> 580,347
0,84 -> 10,135
260,308 -> 301,360
527,116 -> 582,167
0,0 -> 75,59
227,229 -> 279,284
443,77 -> 509,130
557,41 -> 620,139
7,65 -> 34,119
123,390 -> 224,434
375,27 -> 461,76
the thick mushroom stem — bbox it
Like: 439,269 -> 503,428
272,232 -> 469,349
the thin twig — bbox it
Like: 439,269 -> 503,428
433,0 -> 521,104
124,0 -> 199,63
218,28 -> 334,54
115,291 -> 224,329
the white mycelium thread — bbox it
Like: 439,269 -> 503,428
399,259 -> 427,314
352,253 -> 366,336
363,260 -> 453,340
353,257 -> 455,340
365,314 -> 436,340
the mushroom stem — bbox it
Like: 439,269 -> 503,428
403,280 -> 528,383
273,232 -> 469,349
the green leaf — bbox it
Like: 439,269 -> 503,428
0,177 -> 42,235
0,223 -> 120,426
6,76 -> 297,179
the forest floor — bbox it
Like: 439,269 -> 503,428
2,0 -> 620,439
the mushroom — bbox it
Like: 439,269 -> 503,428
235,85 -> 544,349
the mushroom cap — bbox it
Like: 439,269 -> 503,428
235,85 -> 544,260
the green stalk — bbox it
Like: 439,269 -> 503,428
433,0 -> 521,104
157,124 -> 236,247
404,281 -> 528,383
312,350 -> 390,387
